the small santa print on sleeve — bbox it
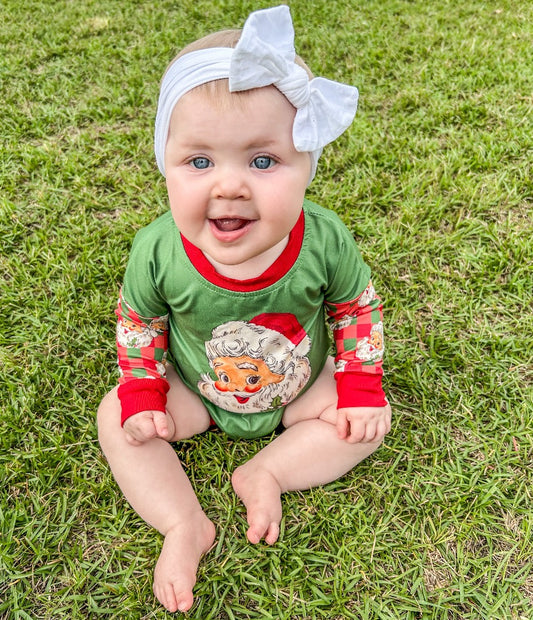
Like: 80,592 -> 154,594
355,321 -> 384,362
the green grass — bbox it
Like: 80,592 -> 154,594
1,0 -> 531,618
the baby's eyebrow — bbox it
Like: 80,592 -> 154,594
245,138 -> 280,149
178,141 -> 212,150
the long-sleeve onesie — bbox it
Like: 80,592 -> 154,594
116,199 -> 386,439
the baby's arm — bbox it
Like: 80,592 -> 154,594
115,292 -> 171,440
326,281 -> 390,443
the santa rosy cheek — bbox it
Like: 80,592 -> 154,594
244,384 -> 262,393
214,381 -> 230,392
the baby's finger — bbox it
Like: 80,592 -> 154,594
347,418 -> 366,444
376,414 -> 391,439
361,419 -> 378,443
336,410 -> 349,439
385,406 -> 392,432
153,411 -> 169,439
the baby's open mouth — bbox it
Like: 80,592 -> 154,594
211,218 -> 250,232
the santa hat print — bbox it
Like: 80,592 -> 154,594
250,313 -> 311,357
205,314 -> 312,377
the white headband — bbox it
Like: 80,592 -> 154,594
154,5 -> 359,183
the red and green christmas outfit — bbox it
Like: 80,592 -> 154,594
117,199 -> 386,438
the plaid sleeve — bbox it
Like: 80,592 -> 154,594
115,291 -> 170,426
325,281 -> 387,408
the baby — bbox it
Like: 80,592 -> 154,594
97,5 -> 391,614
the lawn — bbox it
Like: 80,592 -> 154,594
1,0 -> 531,618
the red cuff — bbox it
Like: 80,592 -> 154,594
336,371 -> 387,409
118,377 -> 170,426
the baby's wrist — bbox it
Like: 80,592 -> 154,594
118,378 -> 169,426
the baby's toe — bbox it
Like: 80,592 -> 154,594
155,581 -> 194,614
154,583 -> 178,613
264,521 -> 280,545
247,517 -> 279,545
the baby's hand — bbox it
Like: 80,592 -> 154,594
336,404 -> 391,444
123,410 -> 174,446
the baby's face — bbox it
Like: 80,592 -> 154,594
164,85 -> 310,276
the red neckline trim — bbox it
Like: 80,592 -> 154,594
181,210 -> 305,292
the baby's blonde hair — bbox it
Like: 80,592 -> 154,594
164,29 -> 313,108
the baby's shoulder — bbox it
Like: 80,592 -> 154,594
131,211 -> 177,248
303,199 -> 352,240
135,210 -> 175,239
128,211 -> 179,265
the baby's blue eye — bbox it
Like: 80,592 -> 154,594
191,157 -> 211,169
252,156 -> 275,170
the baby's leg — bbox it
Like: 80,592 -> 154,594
231,358 -> 382,544
97,366 -> 215,613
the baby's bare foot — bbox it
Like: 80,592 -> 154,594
153,513 -> 215,613
232,465 -> 282,545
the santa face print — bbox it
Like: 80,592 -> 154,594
212,355 -> 284,405
198,315 -> 312,414
355,321 -> 384,362
164,85 -> 311,276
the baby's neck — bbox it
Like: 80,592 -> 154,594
204,236 -> 289,281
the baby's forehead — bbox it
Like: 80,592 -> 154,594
177,81 -> 290,110
168,83 -> 297,129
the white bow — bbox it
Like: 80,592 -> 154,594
154,5 -> 358,181
230,5 -> 359,152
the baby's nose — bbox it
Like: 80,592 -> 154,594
211,167 -> 250,200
